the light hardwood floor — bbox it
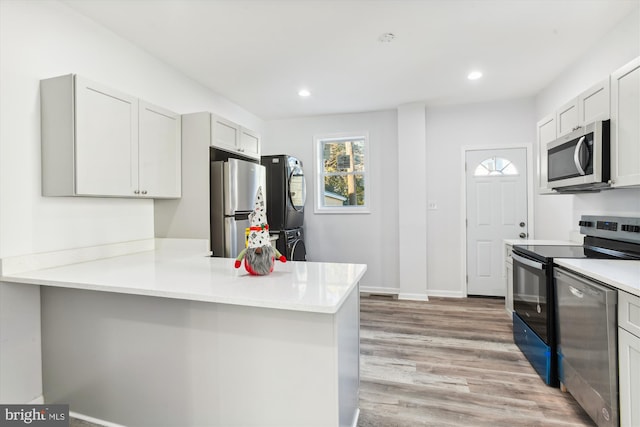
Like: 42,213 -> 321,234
358,295 -> 595,427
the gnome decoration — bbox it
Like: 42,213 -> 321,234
234,186 -> 286,275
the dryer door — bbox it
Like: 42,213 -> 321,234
289,166 -> 306,212
290,238 -> 307,261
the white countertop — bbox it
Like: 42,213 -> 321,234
554,259 -> 640,297
1,246 -> 367,314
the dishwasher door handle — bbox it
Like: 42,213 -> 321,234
569,286 -> 584,298
512,253 -> 544,271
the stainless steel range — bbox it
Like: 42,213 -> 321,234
511,215 -> 640,389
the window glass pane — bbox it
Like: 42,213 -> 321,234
323,140 -> 365,172
474,156 -> 518,176
323,175 -> 365,206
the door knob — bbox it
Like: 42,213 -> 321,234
519,233 -> 527,239
519,222 -> 526,227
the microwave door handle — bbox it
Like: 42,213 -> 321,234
573,136 -> 586,175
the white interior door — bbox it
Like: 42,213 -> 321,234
466,148 -> 528,296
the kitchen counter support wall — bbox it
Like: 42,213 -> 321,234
40,285 -> 360,427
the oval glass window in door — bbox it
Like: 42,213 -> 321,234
289,167 -> 306,211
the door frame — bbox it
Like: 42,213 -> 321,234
460,144 -> 535,297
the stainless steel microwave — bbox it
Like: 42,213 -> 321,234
547,120 -> 610,192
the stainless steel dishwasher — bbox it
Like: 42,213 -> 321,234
555,267 -> 618,427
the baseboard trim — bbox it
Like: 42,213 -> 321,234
398,293 -> 429,301
69,411 -> 126,427
359,286 -> 399,295
427,290 -> 465,298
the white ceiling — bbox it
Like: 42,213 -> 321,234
63,0 -> 639,120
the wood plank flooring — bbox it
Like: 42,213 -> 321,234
358,295 -> 595,427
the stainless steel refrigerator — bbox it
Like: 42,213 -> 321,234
210,158 -> 266,258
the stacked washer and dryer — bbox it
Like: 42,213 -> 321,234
260,155 -> 307,261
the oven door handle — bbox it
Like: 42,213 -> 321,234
512,252 -> 545,271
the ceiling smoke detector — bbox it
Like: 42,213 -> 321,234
378,33 -> 396,43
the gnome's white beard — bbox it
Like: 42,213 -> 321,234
244,245 -> 276,275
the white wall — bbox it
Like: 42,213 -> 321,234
0,0 -> 263,259
425,98 -> 536,296
397,104 -> 428,300
0,0 -> 262,404
263,111 -> 399,292
534,8 -> 640,239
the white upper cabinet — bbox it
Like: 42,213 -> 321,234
74,77 -> 139,197
610,57 -> 640,188
41,74 -> 181,198
211,113 -> 260,159
556,100 -> 579,138
556,78 -> 610,137
139,101 -> 182,198
536,114 -> 556,194
239,127 -> 260,158
211,114 -> 241,153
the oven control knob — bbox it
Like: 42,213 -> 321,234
578,220 -> 593,227
633,225 -> 640,233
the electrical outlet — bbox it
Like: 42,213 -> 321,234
428,201 -> 438,210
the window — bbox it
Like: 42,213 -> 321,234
314,133 -> 370,213
473,157 -> 519,176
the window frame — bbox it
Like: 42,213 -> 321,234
313,132 -> 371,214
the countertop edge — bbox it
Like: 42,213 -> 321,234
0,254 -> 368,315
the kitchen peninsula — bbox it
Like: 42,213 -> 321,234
0,240 -> 366,427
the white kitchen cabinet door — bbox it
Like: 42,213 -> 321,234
579,78 -> 610,124
610,57 -> 640,188
536,114 -> 555,194
211,114 -> 240,153
211,114 -> 261,159
618,327 -> 640,427
239,127 -> 260,159
139,101 -> 181,198
556,99 -> 579,137
75,77 -> 139,197
555,78 -> 610,138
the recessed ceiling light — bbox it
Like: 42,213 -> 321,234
468,71 -> 483,80
298,89 -> 311,97
378,33 -> 396,43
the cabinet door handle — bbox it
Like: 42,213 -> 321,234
134,190 -> 140,194
141,190 -> 147,195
